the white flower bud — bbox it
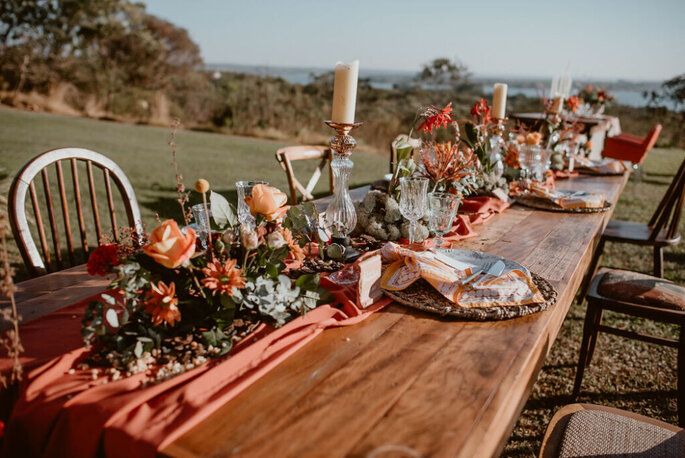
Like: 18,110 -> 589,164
240,227 -> 259,250
267,231 -> 286,249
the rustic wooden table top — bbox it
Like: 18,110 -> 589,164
1,173 -> 629,457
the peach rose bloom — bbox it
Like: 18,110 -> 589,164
142,219 -> 196,268
245,184 -> 288,221
525,132 -> 542,145
516,134 -> 526,145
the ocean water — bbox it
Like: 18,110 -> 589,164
206,63 -> 677,110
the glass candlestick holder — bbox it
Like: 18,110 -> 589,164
323,120 -> 363,262
487,118 -> 506,178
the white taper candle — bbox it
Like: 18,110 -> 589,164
331,60 -> 359,124
492,83 -> 508,119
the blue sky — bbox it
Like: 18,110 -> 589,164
143,0 -> 684,81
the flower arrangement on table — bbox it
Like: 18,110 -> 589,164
82,179 -> 330,382
358,99 -> 516,242
576,84 -> 614,115
358,103 -> 477,242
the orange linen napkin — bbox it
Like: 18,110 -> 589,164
0,278 -> 390,458
528,183 -> 605,209
380,242 -> 544,308
575,157 -> 627,174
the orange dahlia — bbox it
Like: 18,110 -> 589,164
144,281 -> 181,327
201,258 -> 246,296
281,228 -> 305,262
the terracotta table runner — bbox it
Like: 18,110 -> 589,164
0,278 -> 390,457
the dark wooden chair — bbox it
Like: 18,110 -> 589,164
8,147 -> 142,277
573,268 -> 685,426
581,156 -> 685,291
275,145 -> 333,205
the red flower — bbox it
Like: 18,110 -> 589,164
86,244 -> 120,277
565,96 -> 580,112
470,98 -> 491,124
417,103 -> 453,133
420,142 -> 477,187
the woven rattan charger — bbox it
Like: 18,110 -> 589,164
383,272 -> 558,321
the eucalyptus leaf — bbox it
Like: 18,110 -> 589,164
100,293 -> 116,305
210,191 -> 238,228
134,340 -> 143,358
105,308 -> 119,328
296,273 -> 320,292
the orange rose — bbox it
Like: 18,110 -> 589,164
244,184 -> 288,221
526,132 -> 542,145
515,134 -> 526,145
142,219 -> 196,268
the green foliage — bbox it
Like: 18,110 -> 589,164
283,202 -> 329,259
210,191 -> 238,229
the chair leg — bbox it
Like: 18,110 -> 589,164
573,303 -> 598,398
654,246 -> 664,278
678,326 -> 684,427
579,238 -> 606,302
586,307 -> 603,367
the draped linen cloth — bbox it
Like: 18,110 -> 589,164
0,278 -> 390,458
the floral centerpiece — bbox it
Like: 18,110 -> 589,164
81,179 -> 327,382
576,85 -> 614,115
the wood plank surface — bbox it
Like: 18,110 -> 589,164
1,173 -> 629,457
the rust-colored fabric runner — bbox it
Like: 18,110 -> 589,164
1,278 -> 391,457
426,196 -> 509,248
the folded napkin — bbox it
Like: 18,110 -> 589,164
575,157 -> 627,174
528,183 -> 605,209
379,242 -> 544,308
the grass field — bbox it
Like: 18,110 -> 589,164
0,106 -> 388,279
1,107 -> 684,455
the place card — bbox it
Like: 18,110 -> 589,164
356,251 -> 383,308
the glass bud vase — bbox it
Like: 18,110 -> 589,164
324,152 -> 356,237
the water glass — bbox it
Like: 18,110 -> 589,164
192,203 -> 212,248
519,145 -> 542,180
399,177 -> 428,244
428,192 -> 460,247
236,180 -> 268,227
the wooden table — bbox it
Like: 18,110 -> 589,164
2,173 -> 629,457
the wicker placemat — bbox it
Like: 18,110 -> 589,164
383,272 -> 557,321
513,195 -> 613,213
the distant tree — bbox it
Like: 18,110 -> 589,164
417,57 -> 470,91
663,73 -> 685,111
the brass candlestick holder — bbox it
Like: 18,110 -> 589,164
324,120 -> 363,262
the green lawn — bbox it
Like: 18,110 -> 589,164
0,106 -> 388,279
1,107 -> 684,455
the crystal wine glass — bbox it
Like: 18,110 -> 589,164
236,180 -> 268,228
399,177 -> 428,244
428,192 -> 460,248
192,203 -> 212,248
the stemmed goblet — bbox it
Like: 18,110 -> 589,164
399,177 -> 429,244
428,192 -> 460,248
